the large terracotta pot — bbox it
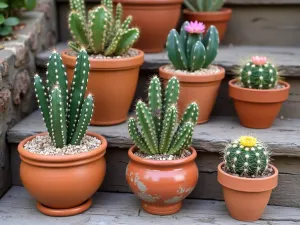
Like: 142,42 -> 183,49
18,132 -> 107,216
183,8 -> 232,41
126,145 -> 198,215
229,78 -> 290,129
114,0 -> 183,53
159,65 -> 225,124
61,49 -> 144,125
217,162 -> 278,222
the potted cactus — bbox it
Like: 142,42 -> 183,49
126,75 -> 199,215
183,0 -> 232,41
113,0 -> 184,53
229,56 -> 290,128
17,49 -> 107,217
217,136 -> 278,221
159,21 -> 225,124
62,0 -> 144,125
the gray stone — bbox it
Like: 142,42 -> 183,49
0,88 -> 11,113
12,70 -> 30,105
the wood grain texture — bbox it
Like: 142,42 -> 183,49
0,186 -> 300,225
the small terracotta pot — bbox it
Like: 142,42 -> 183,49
126,146 -> 198,215
229,78 -> 290,129
217,162 -> 278,222
61,49 -> 144,126
114,0 -> 183,53
159,65 -> 225,124
18,132 -> 107,216
183,8 -> 232,41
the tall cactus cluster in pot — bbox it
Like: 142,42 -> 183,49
128,76 -> 199,155
184,0 -> 224,12
166,21 -> 219,72
68,0 -> 140,56
34,49 -> 94,148
240,56 -> 279,89
222,136 -> 271,177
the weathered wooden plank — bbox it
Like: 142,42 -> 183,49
0,186 -> 299,225
55,0 -> 300,3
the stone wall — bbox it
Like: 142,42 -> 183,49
0,0 -> 57,197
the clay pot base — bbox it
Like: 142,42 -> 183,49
36,199 -> 92,217
142,201 -> 182,215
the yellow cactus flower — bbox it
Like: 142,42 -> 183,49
239,136 -> 257,147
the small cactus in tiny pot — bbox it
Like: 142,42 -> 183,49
222,136 -> 271,177
128,76 -> 198,155
240,56 -> 279,89
166,21 -> 219,72
34,48 -> 94,148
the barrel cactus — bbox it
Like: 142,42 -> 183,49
68,0 -> 139,56
166,21 -> 219,72
240,56 -> 279,89
34,48 -> 94,148
222,136 -> 271,177
128,76 -> 199,155
184,0 -> 224,12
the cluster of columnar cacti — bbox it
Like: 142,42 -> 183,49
166,21 -> 219,72
34,49 -> 94,148
240,56 -> 279,89
222,136 -> 271,177
68,0 -> 139,56
184,0 -> 224,12
128,76 -> 199,155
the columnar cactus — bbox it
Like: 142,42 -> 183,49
128,76 -> 199,155
34,49 -> 94,148
184,0 -> 224,12
68,0 -> 139,56
166,21 -> 219,72
222,136 -> 271,177
240,56 -> 279,89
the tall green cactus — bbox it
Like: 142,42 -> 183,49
128,76 -> 198,155
34,49 -> 94,148
68,0 -> 140,56
166,21 -> 219,72
184,0 -> 224,12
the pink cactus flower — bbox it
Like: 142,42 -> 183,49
184,21 -> 205,34
251,56 -> 267,65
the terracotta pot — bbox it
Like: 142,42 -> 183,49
18,132 -> 107,216
114,0 -> 183,53
183,8 -> 232,41
159,65 -> 225,124
126,145 -> 198,215
217,162 -> 278,221
229,78 -> 290,129
61,49 -> 144,126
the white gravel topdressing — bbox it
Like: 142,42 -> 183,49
24,135 -> 101,156
162,64 -> 221,75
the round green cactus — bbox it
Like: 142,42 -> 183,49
240,56 -> 278,89
223,136 -> 271,177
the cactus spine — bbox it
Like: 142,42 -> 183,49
68,0 -> 139,56
240,56 -> 279,89
34,49 -> 94,148
166,21 -> 219,72
184,0 -> 224,12
128,76 -> 198,155
222,136 -> 271,177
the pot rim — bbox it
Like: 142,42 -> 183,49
217,162 -> 278,192
114,0 -> 183,4
159,64 -> 225,83
183,8 -> 232,16
61,48 -> 145,70
18,131 -> 107,163
128,145 -> 197,167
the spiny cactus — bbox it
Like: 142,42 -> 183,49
128,76 -> 199,155
166,21 -> 219,72
222,136 -> 271,177
68,0 -> 139,56
184,0 -> 224,12
34,49 -> 94,148
240,56 -> 279,89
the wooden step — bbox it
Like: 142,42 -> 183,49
1,186 -> 300,225
7,110 -> 300,208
